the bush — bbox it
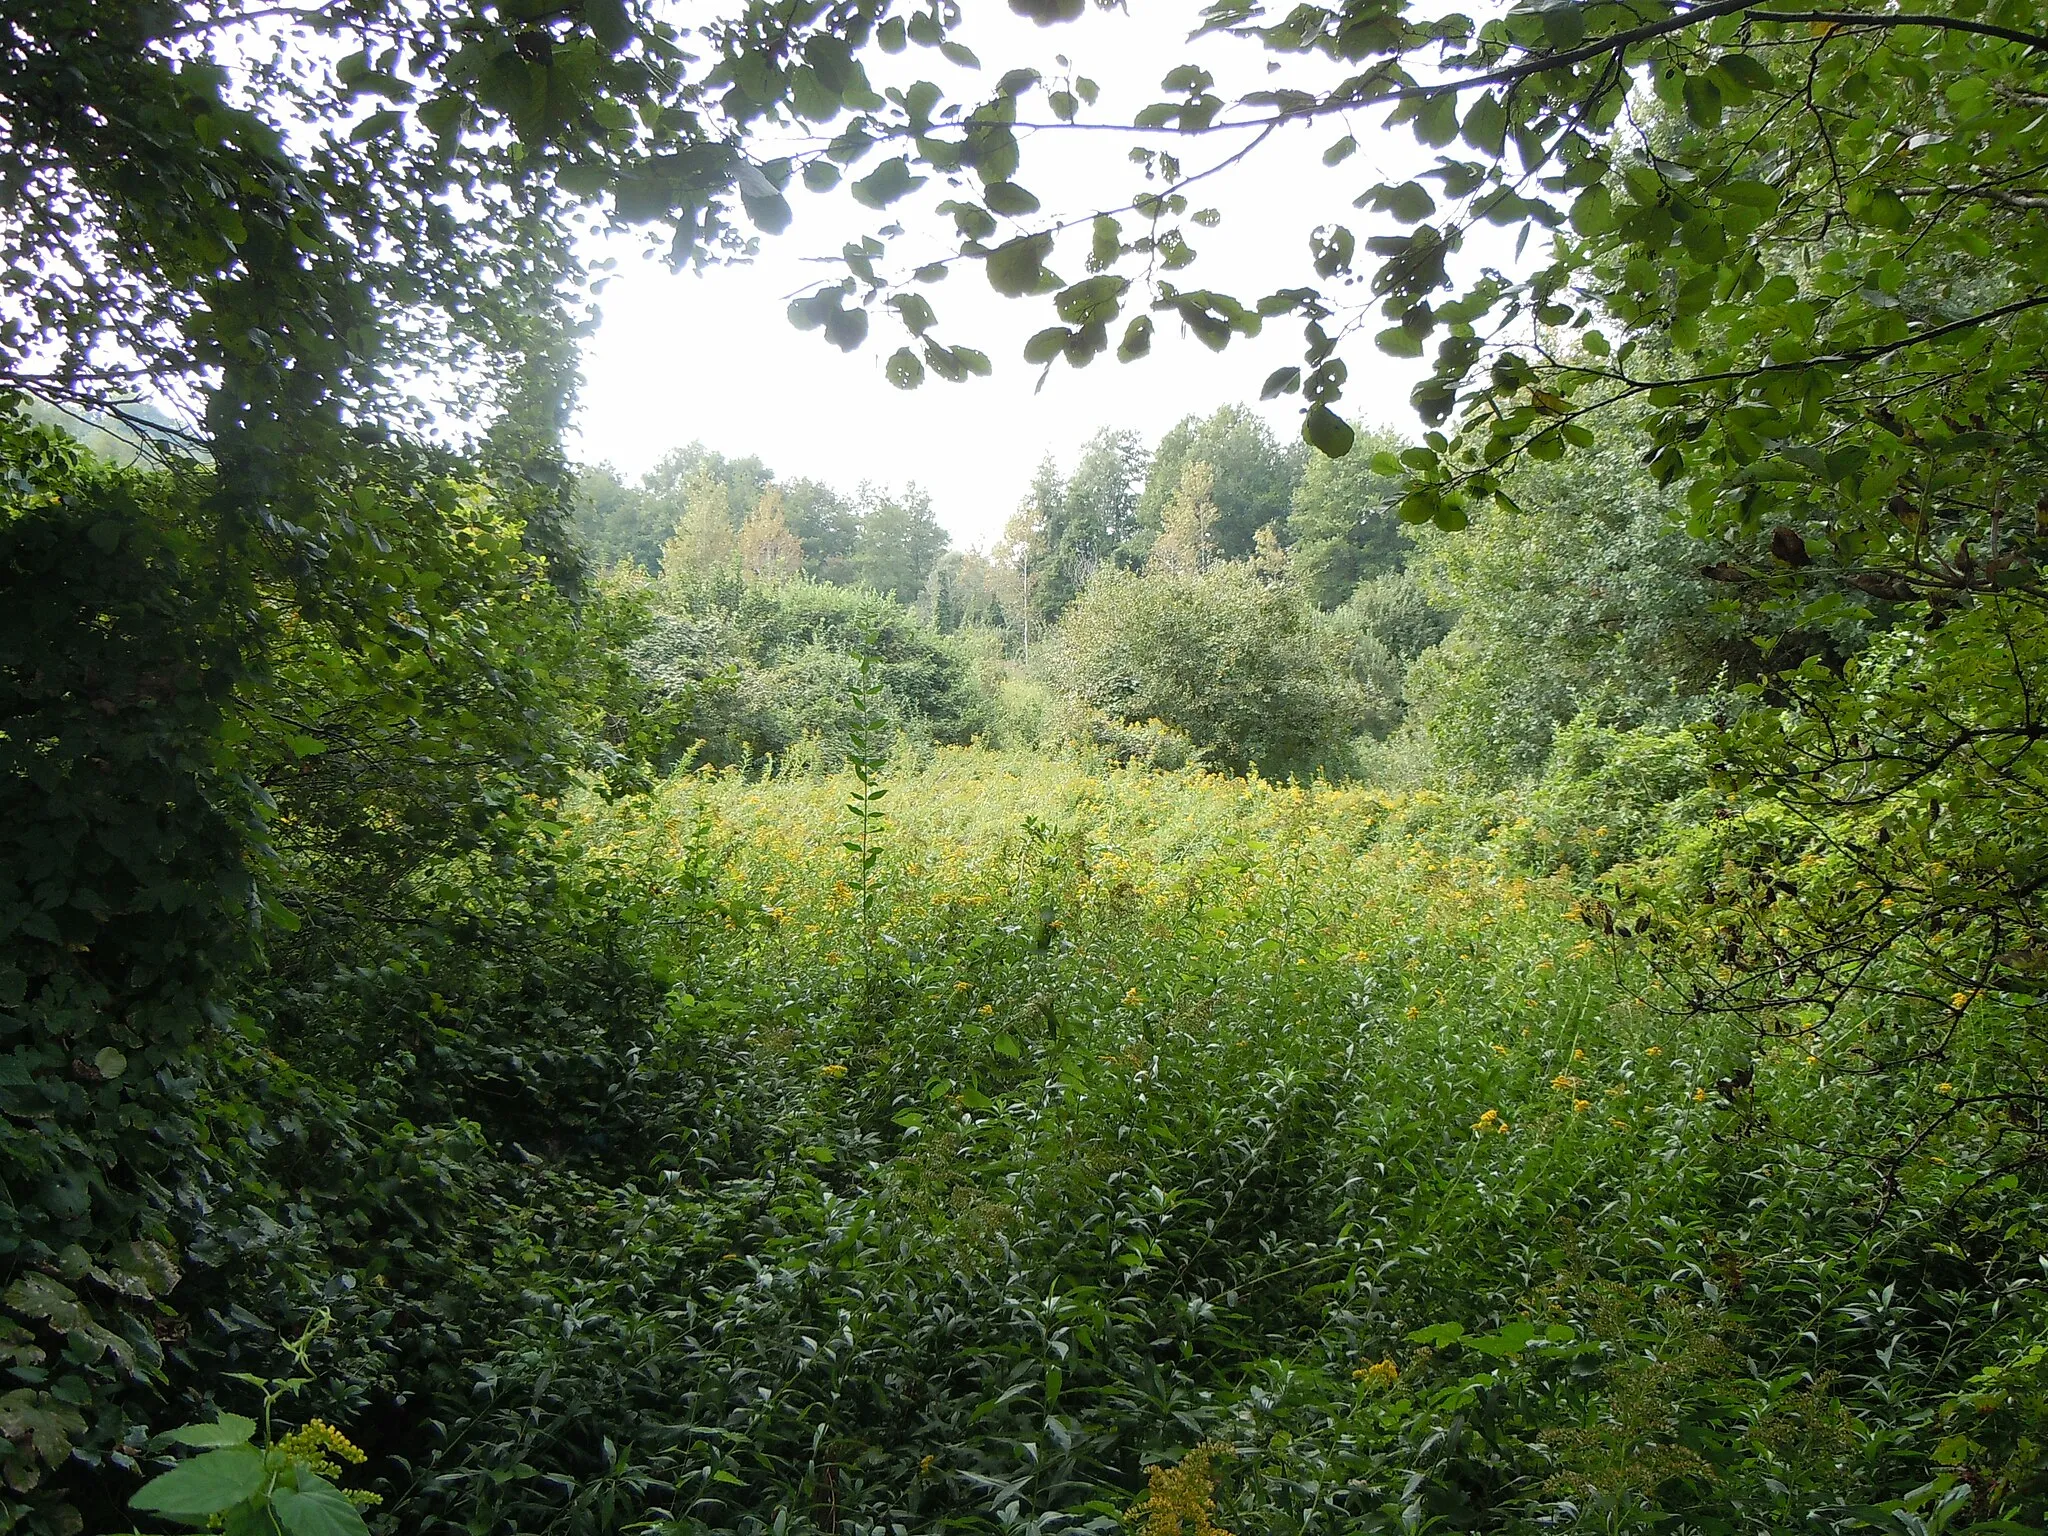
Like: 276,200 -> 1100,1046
626,578 -> 984,770
1051,564 -> 1370,779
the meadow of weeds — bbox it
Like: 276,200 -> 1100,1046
379,750 -> 2048,1536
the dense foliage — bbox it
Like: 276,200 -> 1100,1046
10,1 -> 2048,1534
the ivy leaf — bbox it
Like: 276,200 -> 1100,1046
131,1446 -> 268,1520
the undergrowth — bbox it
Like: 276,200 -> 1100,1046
217,749 -> 2048,1535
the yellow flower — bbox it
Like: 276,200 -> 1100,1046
980,1004 -> 995,1016
1693,1087 -> 1708,1103
1551,1074 -> 1579,1092
277,1420 -> 366,1479
819,1063 -> 847,1078
1352,1357 -> 1399,1389
1609,1117 -> 1629,1129
1126,1444 -> 1235,1536
1573,1098 -> 1591,1113
1123,987 -> 1143,1006
1491,1043 -> 1510,1057
1573,1048 -> 1587,1061
1938,1082 -> 1955,1094
1646,1046 -> 1662,1056
953,981 -> 971,994
1471,1108 -> 1509,1135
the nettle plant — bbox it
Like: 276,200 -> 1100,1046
125,1321 -> 378,1536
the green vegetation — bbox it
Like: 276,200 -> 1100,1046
9,2 -> 2048,1535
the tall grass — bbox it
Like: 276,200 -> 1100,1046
403,748 -> 2048,1535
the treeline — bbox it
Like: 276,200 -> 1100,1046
582,405 -> 1454,781
588,397 -> 1763,793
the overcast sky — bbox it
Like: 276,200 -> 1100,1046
572,3 -> 1453,547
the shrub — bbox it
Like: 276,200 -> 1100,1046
627,578 -> 984,769
1051,564 -> 1369,779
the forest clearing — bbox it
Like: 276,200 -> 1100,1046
10,0 -> 2048,1532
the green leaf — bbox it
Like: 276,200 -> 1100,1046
1009,0 -> 1086,21
891,293 -> 938,335
1718,52 -> 1772,90
1375,326 -> 1424,358
1682,72 -> 1724,128
1302,405 -> 1355,458
1090,214 -> 1122,269
850,157 -> 925,209
586,0 -> 631,52
884,347 -> 926,389
1460,94 -> 1506,157
1569,183 -> 1613,235
156,1414 -> 258,1450
1369,182 -> 1436,223
983,181 -> 1040,216
271,1474 -> 371,1536
348,109 -> 402,143
131,1446 -> 269,1520
1054,274 -> 1126,325
1024,327 -> 1069,364
1413,92 -> 1459,148
985,233 -> 1054,296
1261,366 -> 1301,399
1117,315 -> 1153,361
741,192 -> 792,234
1323,134 -> 1357,166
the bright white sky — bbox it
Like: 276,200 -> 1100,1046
574,3 -> 1453,547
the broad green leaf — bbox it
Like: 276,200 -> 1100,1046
884,347 -> 925,389
1302,405 -> 1354,458
156,1413 -> 258,1450
271,1474 -> 371,1536
983,181 -> 1040,216
985,234 -> 1053,296
1413,92 -> 1459,148
1375,326 -> 1424,358
850,157 -> 924,209
1024,327 -> 1069,364
1460,93 -> 1507,157
131,1446 -> 268,1520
